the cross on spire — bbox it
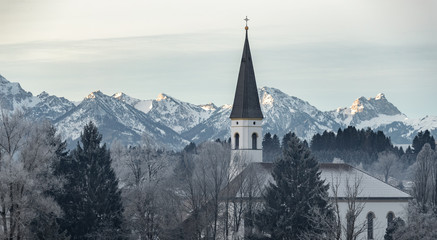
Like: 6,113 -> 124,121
244,16 -> 249,26
244,16 -> 249,30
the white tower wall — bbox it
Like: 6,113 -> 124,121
230,119 -> 263,168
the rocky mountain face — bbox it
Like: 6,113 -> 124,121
25,91 -> 76,120
114,92 -> 215,134
54,91 -> 188,149
0,74 -> 37,111
1,74 -> 436,149
330,93 -> 405,126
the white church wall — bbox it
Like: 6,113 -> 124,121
337,200 -> 408,240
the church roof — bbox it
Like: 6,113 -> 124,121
221,163 -> 411,200
230,28 -> 263,119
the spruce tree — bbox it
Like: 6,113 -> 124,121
413,130 -> 436,154
262,132 -> 273,162
255,133 -> 332,239
58,122 -> 124,239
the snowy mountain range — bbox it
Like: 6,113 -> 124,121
1,74 -> 436,150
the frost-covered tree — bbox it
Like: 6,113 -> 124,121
343,176 -> 366,240
57,122 -> 124,239
413,143 -> 437,212
254,133 -> 333,239
0,111 -> 64,239
111,138 -> 180,240
177,141 -> 232,239
393,202 -> 437,240
372,151 -> 401,183
394,144 -> 437,239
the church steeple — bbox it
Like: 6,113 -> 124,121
229,17 -> 263,171
230,17 -> 263,119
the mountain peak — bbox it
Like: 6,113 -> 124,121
156,93 -> 170,101
199,103 -> 217,111
37,91 -> 50,101
374,93 -> 386,100
112,92 -> 125,99
86,91 -> 103,99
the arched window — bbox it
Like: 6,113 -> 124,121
367,212 -> 375,239
235,133 -> 240,150
252,133 -> 257,150
387,212 -> 395,227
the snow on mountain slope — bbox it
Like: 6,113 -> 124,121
183,87 -> 342,143
327,93 -> 436,144
25,91 -> 75,120
115,92 -> 215,134
113,92 -> 153,114
0,74 -> 39,111
330,93 -> 403,126
199,103 -> 217,111
2,73 -> 436,147
55,91 -> 188,150
260,87 -> 341,140
146,93 -> 215,133
182,104 -> 232,142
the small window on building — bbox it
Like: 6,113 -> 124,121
367,212 -> 375,240
235,133 -> 240,150
236,121 -> 239,125
253,121 -> 256,125
387,212 -> 395,227
252,133 -> 257,150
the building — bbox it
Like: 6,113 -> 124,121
225,20 -> 411,240
222,162 -> 411,239
179,20 -> 412,240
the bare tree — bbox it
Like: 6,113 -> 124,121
111,138 -> 172,240
300,174 -> 366,240
0,111 -> 63,239
343,175 -> 366,240
372,151 -> 401,183
178,141 -> 232,239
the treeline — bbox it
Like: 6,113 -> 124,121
310,127 -> 435,167
261,127 -> 436,183
310,126 -> 401,166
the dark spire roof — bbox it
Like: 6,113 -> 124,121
230,27 -> 263,119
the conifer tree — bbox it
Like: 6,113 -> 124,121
255,132 -> 333,239
263,133 -> 281,163
57,122 -> 124,239
413,130 -> 436,154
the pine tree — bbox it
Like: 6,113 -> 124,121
263,132 -> 274,162
57,122 -> 124,239
255,133 -> 333,239
413,130 -> 436,154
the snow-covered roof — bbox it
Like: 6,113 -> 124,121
319,163 -> 411,199
222,162 -> 411,200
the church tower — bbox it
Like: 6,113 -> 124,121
230,17 -> 263,166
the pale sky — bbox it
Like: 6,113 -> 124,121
1,0 -> 436,118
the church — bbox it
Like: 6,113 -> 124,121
181,20 -> 411,240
